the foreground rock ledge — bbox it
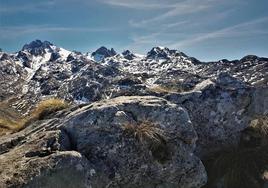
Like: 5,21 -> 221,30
166,73 -> 268,156
0,96 -> 207,188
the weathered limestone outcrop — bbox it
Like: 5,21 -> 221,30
0,96 -> 207,188
166,73 -> 268,156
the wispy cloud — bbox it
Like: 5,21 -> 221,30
100,0 -> 236,28
164,21 -> 189,28
130,7 -> 209,27
129,21 -> 187,46
170,17 -> 268,48
0,25 -> 116,39
0,1 -> 57,13
126,16 -> 268,52
98,0 -> 178,9
98,0 -> 267,54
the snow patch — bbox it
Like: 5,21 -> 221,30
58,48 -> 71,60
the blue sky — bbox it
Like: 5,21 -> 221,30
0,0 -> 268,61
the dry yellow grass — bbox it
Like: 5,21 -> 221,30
0,118 -> 17,131
149,85 -> 182,94
123,121 -> 165,145
30,98 -> 69,120
250,116 -> 268,137
123,121 -> 170,162
22,98 -> 69,128
0,98 -> 69,135
0,101 -> 23,135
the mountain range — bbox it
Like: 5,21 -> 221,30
1,39 -> 267,112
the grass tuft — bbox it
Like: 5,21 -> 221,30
0,98 -> 69,135
123,121 -> 170,163
123,121 -> 165,144
30,98 -> 69,120
0,118 -> 17,129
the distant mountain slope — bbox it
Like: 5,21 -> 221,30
0,40 -> 267,112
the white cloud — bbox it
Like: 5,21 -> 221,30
126,16 -> 268,52
0,1 -> 57,13
0,25 -> 116,39
170,17 -> 268,48
101,0 -> 235,28
98,0 -> 179,9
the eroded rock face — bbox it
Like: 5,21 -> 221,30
0,96 -> 207,188
166,73 -> 268,156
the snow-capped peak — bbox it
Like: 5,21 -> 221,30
122,50 -> 136,60
146,47 -> 187,60
91,46 -> 117,62
18,40 -> 71,63
15,40 -> 71,82
22,40 -> 55,56
55,47 -> 71,61
66,51 -> 85,62
146,46 -> 171,59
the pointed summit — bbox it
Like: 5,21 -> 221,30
92,46 -> 117,61
122,50 -> 136,60
146,47 -> 187,60
146,47 -> 171,59
22,40 -> 55,56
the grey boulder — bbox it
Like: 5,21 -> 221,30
0,96 -> 207,188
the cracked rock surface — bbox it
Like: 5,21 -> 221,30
0,96 -> 207,188
166,73 -> 268,156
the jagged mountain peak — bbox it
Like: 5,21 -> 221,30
92,46 -> 117,57
16,40 -> 72,72
22,40 -> 54,51
21,39 -> 55,56
122,50 -> 136,60
122,49 -> 131,54
18,40 -> 71,63
92,46 -> 117,62
66,51 -> 85,62
146,46 -> 187,60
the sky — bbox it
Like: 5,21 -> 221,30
0,0 -> 268,61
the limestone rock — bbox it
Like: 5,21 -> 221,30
167,73 -> 268,156
0,96 -> 207,188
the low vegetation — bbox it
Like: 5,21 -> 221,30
123,121 -> 170,163
24,98 -> 69,126
148,81 -> 185,94
0,101 -> 23,135
203,116 -> 268,188
0,98 -> 69,135
149,85 -> 179,94
0,118 -> 19,134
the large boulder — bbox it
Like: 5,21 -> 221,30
166,73 -> 268,156
0,117 -> 90,187
0,96 -> 207,188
